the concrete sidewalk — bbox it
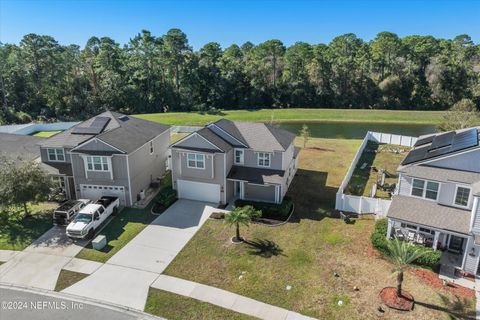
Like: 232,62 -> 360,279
151,275 -> 315,320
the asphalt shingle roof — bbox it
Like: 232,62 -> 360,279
387,195 -> 471,234
0,133 -> 42,161
400,165 -> 480,184
227,165 -> 285,185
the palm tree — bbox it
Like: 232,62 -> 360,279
387,239 -> 426,297
225,205 -> 261,242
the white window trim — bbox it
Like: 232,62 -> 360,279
257,152 -> 271,167
453,185 -> 471,208
187,153 -> 205,169
86,156 -> 110,172
47,148 -> 66,162
234,148 -> 244,165
410,178 -> 440,202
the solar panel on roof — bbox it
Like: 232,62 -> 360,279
429,131 -> 455,150
414,135 -> 434,147
71,117 -> 111,135
90,117 -> 110,130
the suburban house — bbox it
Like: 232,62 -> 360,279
38,111 -> 171,206
170,119 -> 300,205
386,127 -> 480,276
0,133 -> 42,161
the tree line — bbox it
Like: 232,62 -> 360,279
0,29 -> 479,123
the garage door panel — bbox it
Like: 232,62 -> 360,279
80,184 -> 127,206
177,180 -> 220,203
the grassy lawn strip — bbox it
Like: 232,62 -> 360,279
145,288 -> 256,320
0,202 -> 57,250
164,137 -> 475,320
32,130 -> 62,137
134,108 -> 443,126
345,141 -> 411,198
54,270 -> 89,292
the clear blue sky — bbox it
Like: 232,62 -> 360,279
1,0 -> 479,49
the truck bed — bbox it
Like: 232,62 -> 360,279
95,196 -> 118,208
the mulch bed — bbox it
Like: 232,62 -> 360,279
409,268 -> 475,298
379,287 -> 414,311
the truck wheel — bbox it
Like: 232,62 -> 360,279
112,207 -> 118,216
87,228 -> 95,240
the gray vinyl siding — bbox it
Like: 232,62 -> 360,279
128,131 -> 170,203
40,147 -> 72,164
242,149 -> 283,170
282,144 -> 294,170
428,149 -> 480,173
74,139 -> 120,153
244,184 -> 276,202
175,133 -> 220,151
398,175 -> 412,196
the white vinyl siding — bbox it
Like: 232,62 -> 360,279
257,152 -> 271,167
47,148 -> 65,162
454,186 -> 471,207
411,178 -> 439,200
86,156 -> 109,172
187,153 -> 205,169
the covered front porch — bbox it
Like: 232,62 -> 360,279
230,179 -> 281,204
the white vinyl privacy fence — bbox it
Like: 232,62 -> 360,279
335,131 -> 417,215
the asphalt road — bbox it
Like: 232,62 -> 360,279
0,287 -> 158,320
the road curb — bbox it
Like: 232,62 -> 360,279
0,282 -> 165,320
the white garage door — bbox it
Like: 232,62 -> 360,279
80,184 -> 127,207
177,180 -> 220,203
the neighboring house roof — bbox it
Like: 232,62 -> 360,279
387,195 -> 471,234
227,165 -> 285,185
400,127 -> 479,166
39,161 -> 73,176
39,111 -> 170,153
196,128 -> 233,152
400,165 -> 480,184
0,133 -> 42,161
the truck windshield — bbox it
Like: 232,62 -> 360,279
75,213 -> 92,223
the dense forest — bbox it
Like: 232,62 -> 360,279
0,29 -> 479,123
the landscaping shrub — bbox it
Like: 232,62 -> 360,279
154,187 -> 177,212
210,211 -> 225,219
234,196 -> 293,219
370,218 -> 441,269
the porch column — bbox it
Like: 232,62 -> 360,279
240,181 -> 245,200
433,231 -> 440,251
275,185 -> 280,204
386,219 -> 393,240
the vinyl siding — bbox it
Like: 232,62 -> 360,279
171,148 -> 225,187
40,147 -> 72,164
175,133 -> 220,151
244,184 -> 276,202
74,139 -> 120,153
242,149 -> 283,170
428,149 -> 480,173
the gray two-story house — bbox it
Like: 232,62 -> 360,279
170,119 -> 300,205
38,111 -> 170,206
387,127 -> 480,276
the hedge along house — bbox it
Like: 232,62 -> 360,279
37,111 -> 171,207
386,127 -> 480,278
170,119 -> 300,205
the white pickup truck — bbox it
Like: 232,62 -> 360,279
66,196 -> 120,239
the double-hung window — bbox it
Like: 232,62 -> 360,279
47,148 -> 65,162
411,178 -> 439,200
454,186 -> 470,207
86,156 -> 109,171
187,153 -> 205,169
234,149 -> 244,164
257,152 -> 270,167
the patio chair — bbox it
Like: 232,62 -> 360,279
406,231 -> 416,242
416,233 -> 425,245
394,228 -> 405,240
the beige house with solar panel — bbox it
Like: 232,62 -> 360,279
38,111 -> 171,206
387,127 -> 480,276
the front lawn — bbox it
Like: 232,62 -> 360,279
0,202 -> 57,250
346,141 -> 411,199
135,108 -> 443,126
145,288 -> 256,320
163,137 -> 475,320
54,270 -> 88,292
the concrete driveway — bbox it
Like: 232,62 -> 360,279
0,226 -> 88,290
64,200 -> 219,310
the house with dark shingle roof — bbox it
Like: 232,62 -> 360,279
386,127 -> 480,277
170,119 -> 300,205
38,111 -> 171,206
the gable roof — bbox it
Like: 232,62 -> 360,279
0,133 -> 42,161
39,111 -> 170,153
400,127 -> 479,166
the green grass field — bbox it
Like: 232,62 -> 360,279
32,130 -> 62,137
134,108 -> 444,126
54,270 -> 89,292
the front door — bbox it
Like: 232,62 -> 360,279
234,181 -> 241,196
449,235 -> 464,253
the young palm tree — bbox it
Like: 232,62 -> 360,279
387,239 -> 426,297
225,205 -> 261,242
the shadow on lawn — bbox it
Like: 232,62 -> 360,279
414,293 -> 476,320
245,239 -> 285,258
286,168 -> 338,222
346,141 -> 379,196
0,210 -> 53,248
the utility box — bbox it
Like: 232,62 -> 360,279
92,235 -> 107,250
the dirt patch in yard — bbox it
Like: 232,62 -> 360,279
409,268 -> 475,299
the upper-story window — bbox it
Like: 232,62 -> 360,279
257,152 -> 271,167
86,156 -> 109,172
47,148 -> 65,162
187,153 -> 205,169
411,178 -> 439,200
149,141 -> 154,154
234,149 -> 244,164
454,186 -> 470,207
